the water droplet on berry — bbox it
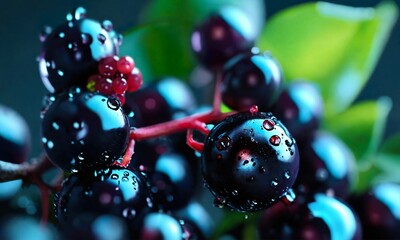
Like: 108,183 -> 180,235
122,176 -> 129,182
102,20 -> 113,32
74,7 -> 87,20
146,197 -> 153,208
269,135 -> 281,146
284,171 -> 290,179
250,105 -> 258,114
271,178 -> 278,187
59,32 -> 65,38
232,190 -> 238,196
77,152 -> 84,161
244,214 -> 249,219
246,176 -> 255,182
57,70 -> 64,77
66,13 -> 73,21
259,166 -> 266,174
39,26 -> 52,42
285,139 -> 293,147
263,119 -> 275,131
68,87 -> 81,99
107,97 -> 121,110
41,137 -> 47,143
122,208 -> 136,219
111,174 -> 118,180
214,196 -> 226,208
97,34 -> 107,44
81,33 -> 92,45
316,168 -> 328,181
216,136 -> 231,151
47,140 -> 54,149
282,188 -> 296,205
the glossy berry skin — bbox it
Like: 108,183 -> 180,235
349,182 -> 400,239
295,131 -> 356,199
55,167 -> 153,234
41,89 -> 129,172
221,52 -> 283,112
191,7 -> 256,69
272,81 -> 323,141
258,193 -> 362,240
201,111 -> 299,212
0,105 -> 30,164
38,8 -> 119,93
139,212 -> 187,240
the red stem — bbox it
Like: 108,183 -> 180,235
186,129 -> 205,152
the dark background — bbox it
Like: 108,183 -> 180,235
0,0 -> 399,157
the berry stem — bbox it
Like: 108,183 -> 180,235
118,139 -> 136,167
186,129 -> 205,152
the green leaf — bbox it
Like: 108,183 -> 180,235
211,211 -> 259,239
323,97 -> 392,162
257,1 -> 398,116
380,132 -> 400,155
121,0 -> 265,82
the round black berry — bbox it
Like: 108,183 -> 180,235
41,89 -> 129,172
38,7 -> 120,93
0,105 -> 31,164
295,131 -> 356,199
258,193 -> 362,240
55,167 -> 153,233
349,182 -> 400,239
221,51 -> 283,112
272,80 -> 324,141
191,6 -> 256,69
201,111 -> 299,211
138,212 -> 187,240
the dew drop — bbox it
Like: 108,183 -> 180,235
284,171 -> 290,179
39,26 -> 52,42
68,87 -> 81,99
66,13 -> 73,21
214,196 -> 226,208
146,197 -> 153,208
111,174 -> 118,180
250,105 -> 258,114
282,188 -> 296,205
77,152 -> 84,161
47,141 -> 54,149
107,97 -> 121,110
81,33 -> 92,45
97,34 -> 107,44
263,119 -> 275,130
285,139 -> 293,147
117,34 -> 123,46
316,168 -> 328,181
271,178 -> 278,187
102,20 -> 113,32
57,70 -> 64,77
122,208 -> 136,219
122,177 -> 129,182
269,135 -> 281,146
59,32 -> 65,38
41,137 -> 47,143
244,215 -> 249,220
259,166 -> 266,174
246,176 -> 255,182
232,190 -> 238,196
216,136 -> 231,151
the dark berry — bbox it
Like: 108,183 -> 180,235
0,105 -> 31,164
258,193 -> 362,240
191,7 -> 256,69
55,167 -> 153,234
38,7 -> 120,93
272,81 -> 324,141
295,131 -> 356,199
41,89 -> 129,172
349,182 -> 400,239
201,111 -> 299,211
221,52 -> 283,111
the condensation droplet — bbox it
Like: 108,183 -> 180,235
107,97 -> 121,110
216,136 -> 231,151
284,171 -> 290,179
250,105 -> 258,114
285,139 -> 293,147
102,20 -> 113,32
269,135 -> 281,146
214,196 -> 226,208
122,208 -> 136,219
81,33 -> 92,45
282,188 -> 296,205
47,140 -> 54,149
263,119 -> 275,130
74,7 -> 87,20
59,32 -> 65,38
111,174 -> 118,180
316,168 -> 328,181
232,190 -> 238,196
259,166 -> 266,174
271,178 -> 278,187
246,176 -> 255,182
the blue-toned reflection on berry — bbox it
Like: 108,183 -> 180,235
41,90 -> 129,172
0,180 -> 22,200
258,193 -> 362,240
295,131 -> 356,198
38,7 -> 119,93
201,111 -> 299,211
0,105 -> 31,164
139,212 -> 186,240
349,182 -> 400,239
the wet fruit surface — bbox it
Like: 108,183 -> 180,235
201,111 -> 299,211
41,89 -> 129,172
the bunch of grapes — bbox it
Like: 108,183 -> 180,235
0,4 -> 399,240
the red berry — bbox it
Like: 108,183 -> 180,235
95,77 -> 113,95
115,93 -> 125,106
117,56 -> 135,74
98,56 -> 118,77
112,77 -> 128,94
126,67 -> 143,92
